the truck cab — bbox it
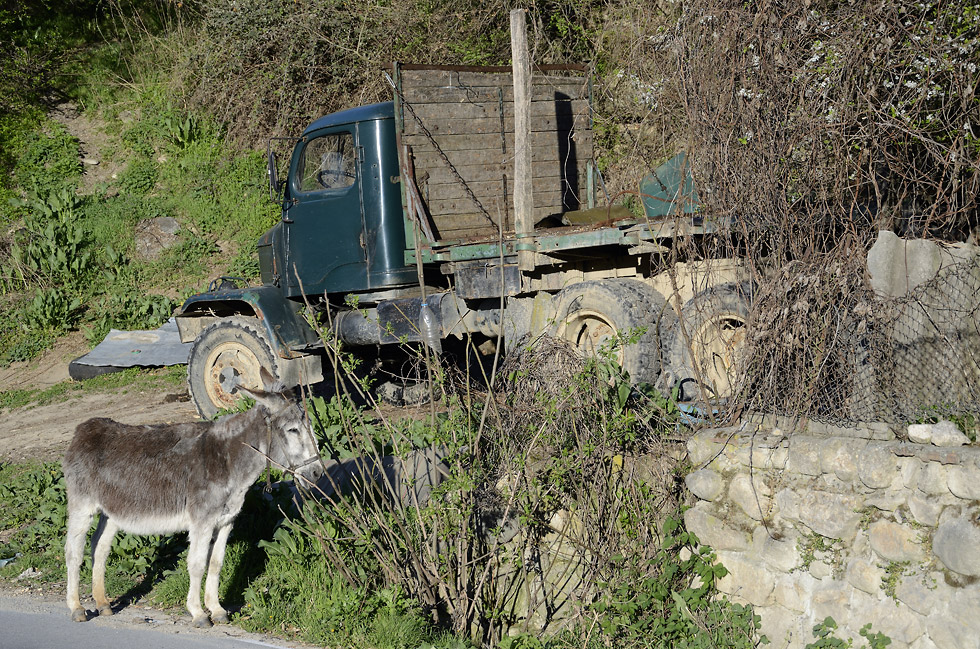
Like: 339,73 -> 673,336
176,103 -> 419,417
268,102 -> 417,297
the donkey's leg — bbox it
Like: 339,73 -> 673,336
90,514 -> 119,617
65,503 -> 95,622
203,522 -> 233,623
185,525 -> 213,627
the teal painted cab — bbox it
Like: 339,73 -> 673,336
279,101 -> 416,298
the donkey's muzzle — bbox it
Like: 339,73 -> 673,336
293,456 -> 324,484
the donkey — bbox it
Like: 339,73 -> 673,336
63,371 -> 322,627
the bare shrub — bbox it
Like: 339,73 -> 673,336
296,334 -> 691,644
612,1 -> 980,425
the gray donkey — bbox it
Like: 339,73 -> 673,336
63,371 -> 322,627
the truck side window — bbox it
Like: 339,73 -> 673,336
297,133 -> 356,192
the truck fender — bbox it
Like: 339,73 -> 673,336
174,285 -> 321,359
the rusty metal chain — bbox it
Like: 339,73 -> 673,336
384,72 -> 496,226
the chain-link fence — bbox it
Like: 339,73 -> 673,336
719,240 -> 980,432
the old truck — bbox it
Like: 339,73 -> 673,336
174,61 -> 751,418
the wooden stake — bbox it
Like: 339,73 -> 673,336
510,9 -> 535,272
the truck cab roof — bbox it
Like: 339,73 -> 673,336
303,102 -> 394,135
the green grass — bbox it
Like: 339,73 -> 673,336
0,366 -> 185,412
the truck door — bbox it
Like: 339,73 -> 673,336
284,127 -> 366,297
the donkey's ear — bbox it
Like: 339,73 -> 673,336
238,383 -> 289,411
259,367 -> 278,392
239,368 -> 293,410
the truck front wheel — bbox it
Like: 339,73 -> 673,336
551,279 -> 675,386
187,316 -> 280,419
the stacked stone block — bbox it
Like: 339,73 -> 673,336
684,423 -> 980,649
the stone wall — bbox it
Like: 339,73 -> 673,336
684,421 -> 980,649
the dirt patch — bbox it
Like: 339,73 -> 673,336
0,332 -> 89,390
0,390 -> 200,464
0,334 -> 200,464
49,102 -> 124,195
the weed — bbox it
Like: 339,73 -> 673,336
910,405 -> 979,443
593,515 -> 765,647
119,157 -> 159,196
7,121 -> 81,199
880,561 -> 912,601
164,113 -> 201,150
0,463 -> 66,580
7,188 -> 91,291
796,533 -> 843,577
805,617 -> 891,649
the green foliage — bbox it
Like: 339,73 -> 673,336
0,463 -> 66,561
0,188 -> 94,356
7,122 -> 82,199
795,533 -> 844,577
119,157 -> 159,196
23,287 -> 83,333
805,617 -> 891,649
8,188 -> 91,287
289,338 -> 753,648
83,288 -> 176,345
910,405 -> 979,443
592,515 -> 764,648
880,561 -> 912,600
242,518 -> 441,648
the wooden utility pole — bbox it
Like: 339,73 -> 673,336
510,9 -> 535,272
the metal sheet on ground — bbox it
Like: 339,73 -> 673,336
70,319 -> 192,371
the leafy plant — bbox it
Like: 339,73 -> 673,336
22,287 -> 83,332
165,112 -> 200,149
593,515 -> 765,648
805,617 -> 891,649
119,157 -> 158,195
7,187 -> 91,290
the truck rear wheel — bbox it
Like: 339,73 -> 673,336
551,279 -> 675,386
667,283 -> 753,404
187,316 -> 280,419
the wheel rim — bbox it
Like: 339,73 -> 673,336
690,313 -> 747,399
202,340 -> 265,412
558,309 -> 623,364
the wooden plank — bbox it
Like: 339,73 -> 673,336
430,205 -> 568,238
428,193 -> 579,216
402,130 -> 593,154
402,84 -> 587,104
403,99 -> 590,122
434,227 -> 512,242
418,158 -> 592,183
401,112 -> 592,137
423,174 -> 589,201
400,68 -> 588,89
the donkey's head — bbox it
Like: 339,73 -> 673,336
240,369 -> 323,485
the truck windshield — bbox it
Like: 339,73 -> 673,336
297,132 -> 356,192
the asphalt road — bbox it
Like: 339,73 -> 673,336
0,588 -> 303,649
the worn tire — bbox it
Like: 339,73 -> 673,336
187,316 -> 280,419
551,279 -> 676,386
666,282 -> 753,404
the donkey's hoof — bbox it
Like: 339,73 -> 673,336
98,605 -> 113,617
192,615 -> 213,628
70,607 -> 88,622
211,611 -> 230,624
